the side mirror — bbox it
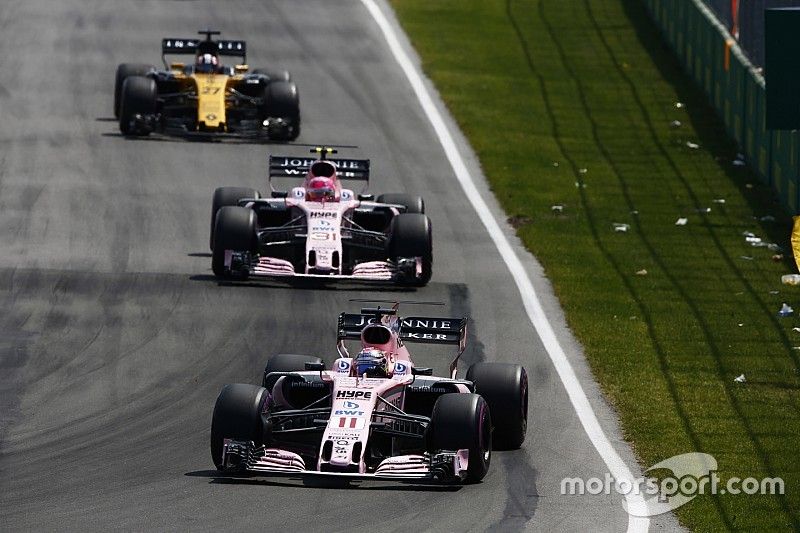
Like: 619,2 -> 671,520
357,194 -> 374,201
234,64 -> 249,74
170,62 -> 185,70
305,362 -> 326,371
411,367 -> 433,376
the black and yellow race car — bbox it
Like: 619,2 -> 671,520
114,29 -> 300,141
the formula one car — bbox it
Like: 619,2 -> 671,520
210,303 -> 528,483
114,29 -> 300,141
209,147 -> 432,286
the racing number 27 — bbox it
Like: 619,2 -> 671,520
201,87 -> 221,95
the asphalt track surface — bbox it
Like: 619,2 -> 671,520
0,1 -> 680,531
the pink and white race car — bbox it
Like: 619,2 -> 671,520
209,147 -> 432,286
210,302 -> 528,483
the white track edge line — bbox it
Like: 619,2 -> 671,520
361,1 -> 651,530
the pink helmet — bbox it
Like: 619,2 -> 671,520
306,177 -> 337,201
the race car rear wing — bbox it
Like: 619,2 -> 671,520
268,155 -> 370,180
161,38 -> 247,65
337,313 -> 468,378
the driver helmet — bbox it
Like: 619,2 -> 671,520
195,53 -> 219,73
354,348 -> 390,378
306,177 -> 337,202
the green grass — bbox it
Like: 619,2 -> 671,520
389,0 -> 800,530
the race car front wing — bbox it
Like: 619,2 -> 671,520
221,439 -> 469,483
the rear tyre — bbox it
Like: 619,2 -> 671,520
118,76 -> 157,136
252,68 -> 291,82
212,206 -> 257,278
262,81 -> 300,141
210,383 -> 268,470
210,187 -> 261,251
387,213 -> 433,286
428,393 -> 491,483
114,63 -> 154,118
262,354 -> 324,389
376,193 -> 425,214
466,363 -> 528,450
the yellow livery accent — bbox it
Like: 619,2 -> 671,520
193,73 -> 229,130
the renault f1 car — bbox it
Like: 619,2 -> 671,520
114,29 -> 300,141
211,303 -> 528,483
209,147 -> 432,286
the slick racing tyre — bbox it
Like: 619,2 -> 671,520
262,354 -> 324,390
210,383 -> 268,470
428,393 -> 492,483
211,206 -> 257,278
118,76 -> 157,136
387,213 -> 432,286
114,63 -> 154,118
376,193 -> 425,214
466,363 -> 528,450
262,81 -> 300,141
210,187 -> 261,251
251,68 -> 291,82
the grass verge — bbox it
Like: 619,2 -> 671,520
389,0 -> 800,529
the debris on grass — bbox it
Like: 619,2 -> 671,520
778,303 -> 794,317
686,141 -> 700,149
770,290 -> 780,295
738,323 -> 744,327
574,181 -> 587,188
696,207 -> 711,213
712,198 -> 726,204
734,374 -> 746,383
635,269 -> 648,276
669,120 -> 682,128
733,159 -> 746,166
793,327 -> 800,333
553,161 -> 559,167
675,102 -> 685,108
675,217 -> 688,226
507,215 -> 532,229
740,256 -> 754,260
773,254 -> 785,262
630,210 -> 639,215
578,168 -> 588,174
767,243 -> 782,252
551,204 -> 564,213
746,183 -> 754,189
782,274 -> 800,286
760,215 -> 776,222
613,223 -> 630,233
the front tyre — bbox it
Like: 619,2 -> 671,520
466,363 -> 528,450
114,63 -> 154,118
428,393 -> 491,483
118,76 -> 157,136
262,81 -> 300,141
387,213 -> 432,286
211,206 -> 257,278
210,383 -> 268,470
210,187 -> 261,251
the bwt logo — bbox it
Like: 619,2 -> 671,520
336,390 -> 372,399
334,409 -> 365,416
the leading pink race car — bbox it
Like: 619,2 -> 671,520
210,147 -> 433,286
210,302 -> 528,483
